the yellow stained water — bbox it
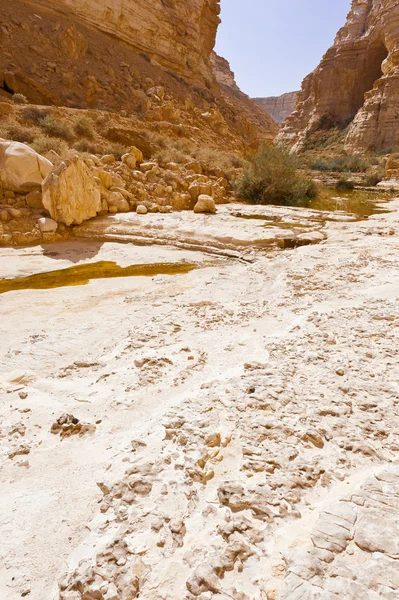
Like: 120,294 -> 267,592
0,261 -> 197,294
307,187 -> 393,217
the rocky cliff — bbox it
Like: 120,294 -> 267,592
278,0 -> 399,152
0,0 -> 276,148
211,52 -> 279,140
253,92 -> 298,124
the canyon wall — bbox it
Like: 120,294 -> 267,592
278,0 -> 399,152
33,0 -> 221,87
0,0 -> 277,147
211,52 -> 279,139
253,92 -> 298,124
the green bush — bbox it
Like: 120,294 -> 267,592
13,93 -> 28,105
308,154 -> 371,173
336,177 -> 355,190
234,145 -> 317,205
39,114 -> 75,142
73,115 -> 95,140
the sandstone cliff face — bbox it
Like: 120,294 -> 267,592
36,0 -> 220,87
278,0 -> 399,152
0,0 -> 276,148
211,52 -> 279,141
253,92 -> 298,124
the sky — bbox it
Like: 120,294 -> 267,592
215,0 -> 351,98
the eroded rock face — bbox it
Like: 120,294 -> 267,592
253,92 -> 298,124
42,156 -> 101,225
0,141 -> 53,193
0,1 -> 276,147
43,0 -> 221,87
278,0 -> 399,152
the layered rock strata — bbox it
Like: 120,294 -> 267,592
0,0 -> 277,146
278,0 -> 399,152
253,92 -> 298,124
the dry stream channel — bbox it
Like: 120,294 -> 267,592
1,189 -> 399,600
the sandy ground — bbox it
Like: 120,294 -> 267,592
0,201 -> 399,599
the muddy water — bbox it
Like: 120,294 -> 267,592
306,187 -> 393,218
0,261 -> 197,294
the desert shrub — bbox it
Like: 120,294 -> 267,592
364,168 -> 385,186
155,146 -> 190,164
5,123 -> 37,144
335,177 -> 355,190
192,147 -> 244,176
234,144 -> 317,205
0,125 -> 9,139
308,154 -> 371,173
73,115 -> 95,140
21,106 -> 50,124
73,138 -> 99,153
31,134 -> 69,157
13,93 -> 28,105
39,114 -> 75,142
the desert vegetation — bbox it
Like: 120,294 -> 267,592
234,144 -> 317,205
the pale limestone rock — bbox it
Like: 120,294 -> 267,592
106,191 -> 130,213
42,156 -> 101,226
194,195 -> 216,214
0,141 -> 53,193
136,205 -> 148,215
38,217 -> 58,233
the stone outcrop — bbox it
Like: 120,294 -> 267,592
34,0 -> 221,88
211,52 -> 241,92
253,91 -> 298,124
0,1 -> 277,147
0,141 -> 53,192
278,0 -> 399,152
42,156 -> 101,225
211,52 -> 279,141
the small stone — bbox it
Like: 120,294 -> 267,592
193,194 -> 216,214
336,368 -> 345,376
136,205 -> 148,215
38,217 -> 58,233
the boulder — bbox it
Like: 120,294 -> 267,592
122,153 -> 138,170
26,190 -> 43,209
38,217 -> 58,233
193,194 -> 216,214
136,205 -> 148,215
106,191 -> 130,213
0,141 -> 53,193
42,156 -> 101,226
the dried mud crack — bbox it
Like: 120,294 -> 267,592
1,203 -> 399,600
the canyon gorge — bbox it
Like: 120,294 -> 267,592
279,0 -> 399,152
1,1 -> 399,600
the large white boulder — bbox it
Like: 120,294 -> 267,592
42,156 -> 101,226
0,141 -> 53,192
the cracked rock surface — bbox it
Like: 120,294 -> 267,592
0,200 -> 398,599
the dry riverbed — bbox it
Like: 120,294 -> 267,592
1,200 -> 399,600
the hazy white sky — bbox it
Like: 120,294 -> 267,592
215,0 -> 351,97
